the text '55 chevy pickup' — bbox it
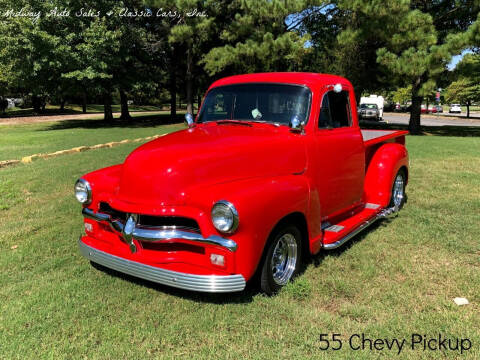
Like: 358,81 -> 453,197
75,73 -> 409,294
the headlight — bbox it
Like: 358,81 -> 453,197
74,178 -> 92,204
211,200 -> 239,234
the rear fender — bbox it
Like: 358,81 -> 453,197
364,143 -> 408,207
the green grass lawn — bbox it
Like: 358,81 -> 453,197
460,106 -> 480,113
0,113 -> 184,161
0,126 -> 479,359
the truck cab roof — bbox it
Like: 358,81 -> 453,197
209,72 -> 352,91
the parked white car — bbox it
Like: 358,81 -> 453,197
360,95 -> 384,120
449,104 -> 462,113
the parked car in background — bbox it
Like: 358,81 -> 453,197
434,105 -> 443,113
449,104 -> 462,113
6,98 -> 15,109
421,104 -> 428,113
75,73 -> 409,294
360,95 -> 384,120
394,103 -> 402,112
428,105 -> 437,113
358,103 -> 380,121
383,101 -> 394,112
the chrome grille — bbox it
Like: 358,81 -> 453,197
98,202 -> 201,233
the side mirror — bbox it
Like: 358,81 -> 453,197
184,113 -> 194,127
289,115 -> 304,132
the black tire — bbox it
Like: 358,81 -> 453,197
389,169 -> 406,209
260,224 -> 302,295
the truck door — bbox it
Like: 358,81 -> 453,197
314,87 -> 365,219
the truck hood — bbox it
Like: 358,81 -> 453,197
116,123 -> 306,205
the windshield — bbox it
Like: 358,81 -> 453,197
360,104 -> 378,109
197,83 -> 311,125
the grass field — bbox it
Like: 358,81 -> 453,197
0,122 -> 479,359
0,113 -> 184,161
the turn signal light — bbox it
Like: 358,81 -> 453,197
84,222 -> 93,233
210,254 -> 225,267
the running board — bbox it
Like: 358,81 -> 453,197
323,205 -> 398,250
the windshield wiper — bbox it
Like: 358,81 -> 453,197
215,120 -> 252,126
247,120 -> 282,127
209,119 -> 285,128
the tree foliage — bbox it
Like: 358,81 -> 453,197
445,53 -> 480,117
1,0 -> 480,126
375,0 -> 480,133
201,0 -> 312,76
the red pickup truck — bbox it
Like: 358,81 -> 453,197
75,73 -> 408,294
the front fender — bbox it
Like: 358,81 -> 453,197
81,164 -> 122,208
189,175 -> 310,281
364,143 -> 409,207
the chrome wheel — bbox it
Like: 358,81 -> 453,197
392,173 -> 405,208
271,233 -> 298,285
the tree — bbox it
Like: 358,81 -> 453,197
377,1 -> 480,134
63,0 -> 149,121
167,0 -> 211,115
0,0 -> 76,113
328,1 -> 405,100
201,0 -> 311,77
296,5 -> 339,74
393,86 -> 413,105
144,0 -> 232,116
445,78 -> 479,117
445,53 -> 480,117
63,17 -> 121,121
0,98 -> 7,115
300,1 -> 480,133
141,6 -> 179,119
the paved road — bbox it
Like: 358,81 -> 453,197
379,112 -> 480,127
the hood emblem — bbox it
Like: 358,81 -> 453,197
122,214 -> 138,253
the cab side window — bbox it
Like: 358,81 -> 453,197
318,90 -> 351,129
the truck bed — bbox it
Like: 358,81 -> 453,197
361,129 -> 409,146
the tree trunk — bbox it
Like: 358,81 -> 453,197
467,100 -> 470,118
355,86 -> 363,107
82,91 -> 87,113
169,52 -> 177,120
32,96 -> 41,113
409,96 -> 423,135
0,97 -> 6,115
119,89 -> 132,121
60,99 -> 66,111
103,92 -> 114,121
197,94 -> 201,112
409,78 -> 424,135
186,47 -> 194,115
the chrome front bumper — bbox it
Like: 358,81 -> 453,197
79,239 -> 246,292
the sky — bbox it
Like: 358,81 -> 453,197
448,50 -> 473,70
